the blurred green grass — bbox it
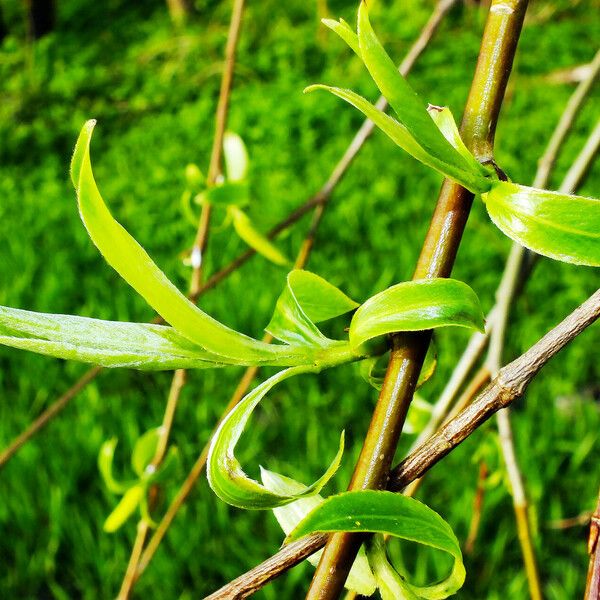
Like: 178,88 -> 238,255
0,0 -> 598,598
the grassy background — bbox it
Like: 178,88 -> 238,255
0,0 -> 598,597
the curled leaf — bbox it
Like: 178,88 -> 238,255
98,439 -> 130,494
349,279 -> 485,353
70,121 -> 311,367
266,270 -> 358,347
207,366 -> 344,509
229,206 -> 291,266
103,484 -> 144,533
483,181 -> 600,267
288,490 -> 466,599
261,468 -> 377,596
132,428 -> 161,477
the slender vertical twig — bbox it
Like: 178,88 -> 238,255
584,488 -> 600,600
116,1 -> 246,597
205,288 -> 600,599
306,2 -> 529,596
133,1 -> 458,579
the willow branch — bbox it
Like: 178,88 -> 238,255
584,488 -> 600,600
118,1 -> 246,596
134,0 -> 457,578
206,289 -> 600,599
307,1 -> 529,595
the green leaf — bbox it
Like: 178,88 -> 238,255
304,85 -> 489,194
266,270 -> 357,347
184,163 -> 204,190
146,447 -> 180,485
70,120 -> 311,367
483,181 -> 600,267
223,131 -> 249,182
132,428 -> 161,477
260,468 -> 377,596
356,3 -> 469,174
207,366 -> 344,509
368,534 -> 418,600
103,484 -> 145,533
98,438 -> 130,494
228,206 -> 291,266
198,182 -> 249,207
349,279 -> 485,353
0,305 -> 231,369
427,105 -> 489,178
288,490 -> 466,599
322,17 -> 360,56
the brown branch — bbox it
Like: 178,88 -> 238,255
132,0 -> 458,580
306,1 -> 529,595
584,488 -> 600,600
205,288 -> 600,599
464,461 -> 489,555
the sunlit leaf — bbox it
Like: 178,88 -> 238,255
304,85 -> 489,194
266,270 -> 357,347
198,182 -> 249,207
98,438 -> 130,494
349,279 -> 485,353
427,105 -> 488,178
184,163 -> 204,190
207,366 -> 344,509
288,490 -> 466,599
223,131 -> 249,182
132,428 -> 161,477
103,484 -> 144,533
146,447 -> 180,485
322,17 -> 360,55
229,206 -> 291,266
70,121 -> 312,367
0,306 -> 229,369
483,182 -> 600,267
260,468 -> 377,596
356,3 -> 471,175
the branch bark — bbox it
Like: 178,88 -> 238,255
205,288 -> 600,599
306,1 -> 529,596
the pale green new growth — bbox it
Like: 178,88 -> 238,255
288,490 -> 466,599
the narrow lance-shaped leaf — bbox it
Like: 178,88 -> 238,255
0,305 -> 229,369
260,468 -> 377,596
132,428 -> 161,477
223,131 -> 249,182
356,3 -> 472,174
288,490 -> 466,599
304,85 -> 489,194
103,484 -> 145,533
207,366 -> 344,509
349,279 -> 485,353
70,121 -> 310,366
98,439 -> 131,494
228,205 -> 291,267
483,181 -> 600,267
266,270 -> 358,347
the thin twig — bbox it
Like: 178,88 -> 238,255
205,289 -> 600,599
0,0 -> 457,470
118,1 -> 246,596
133,0 -> 458,579
0,366 -> 102,469
464,461 -> 489,555
484,49 -> 600,600
306,1 -> 529,595
584,488 -> 600,600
